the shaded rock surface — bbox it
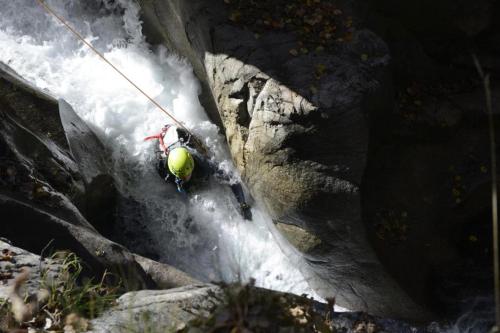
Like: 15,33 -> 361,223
58,99 -> 117,237
0,63 -> 151,290
138,0 -> 427,320
360,0 -> 500,315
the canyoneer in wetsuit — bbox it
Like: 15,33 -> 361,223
144,124 -> 252,220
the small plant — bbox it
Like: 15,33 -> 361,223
41,251 -> 121,328
3,251 -> 121,332
375,209 -> 409,243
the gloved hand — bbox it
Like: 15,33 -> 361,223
175,178 -> 185,194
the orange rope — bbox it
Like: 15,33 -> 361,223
34,0 -> 207,153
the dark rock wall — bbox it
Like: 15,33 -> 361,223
138,0 -> 500,320
0,63 -> 152,290
138,0 -> 430,320
362,0 -> 499,314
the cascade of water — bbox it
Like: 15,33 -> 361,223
0,0 -> 321,298
2,3 -> 497,331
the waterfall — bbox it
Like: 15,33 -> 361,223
0,0 -> 325,300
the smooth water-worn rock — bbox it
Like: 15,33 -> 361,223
58,99 -> 117,236
0,63 -> 152,289
133,254 -> 201,289
0,63 -> 90,229
138,0 -> 429,320
89,284 -> 220,333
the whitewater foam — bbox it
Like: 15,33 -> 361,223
0,0 -> 322,299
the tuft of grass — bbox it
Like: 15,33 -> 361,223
3,251 -> 121,332
41,251 -> 121,324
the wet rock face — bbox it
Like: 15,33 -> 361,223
0,63 -> 89,228
0,63 -> 152,289
138,0 -> 431,320
58,99 -> 117,237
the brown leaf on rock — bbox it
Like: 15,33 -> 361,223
271,20 -> 284,29
295,8 -> 306,17
229,11 -> 241,22
1,249 -> 16,262
64,313 -> 89,333
10,269 -> 31,324
315,63 -> 327,78
345,16 -> 353,28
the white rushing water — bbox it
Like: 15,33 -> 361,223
0,0 -> 323,299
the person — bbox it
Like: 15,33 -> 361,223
144,124 -> 252,220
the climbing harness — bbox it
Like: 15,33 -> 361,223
34,0 -> 208,155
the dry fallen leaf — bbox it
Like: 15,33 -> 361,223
10,268 -> 31,323
1,249 -> 15,262
289,306 -> 305,317
229,11 -> 241,22
64,313 -> 89,333
315,63 -> 327,78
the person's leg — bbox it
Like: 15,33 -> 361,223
230,183 -> 252,220
157,158 -> 169,180
230,183 -> 245,204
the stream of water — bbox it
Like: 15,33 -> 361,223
0,1 -> 495,331
0,0 -> 321,300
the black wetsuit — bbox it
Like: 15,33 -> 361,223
156,128 -> 251,220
